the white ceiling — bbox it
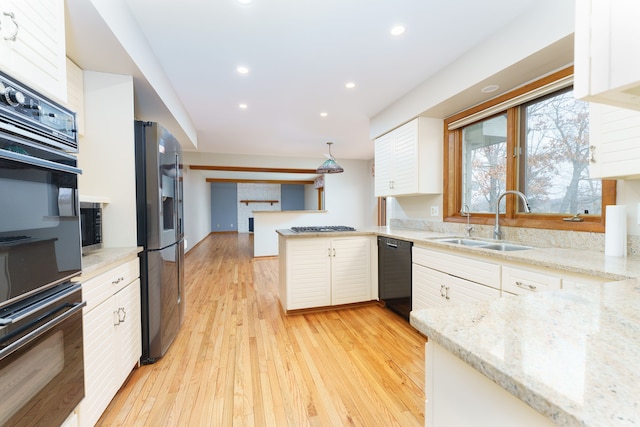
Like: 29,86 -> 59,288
118,0 -> 539,162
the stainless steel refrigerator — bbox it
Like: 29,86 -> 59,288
134,120 -> 185,363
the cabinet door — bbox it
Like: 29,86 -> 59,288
412,263 -> 449,312
589,102 -> 640,179
286,238 -> 331,310
331,237 -> 371,305
0,0 -> 67,102
391,120 -> 419,195
80,298 -> 117,427
374,132 -> 394,197
114,279 -> 142,387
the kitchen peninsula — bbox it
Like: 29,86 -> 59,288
278,226 -> 640,426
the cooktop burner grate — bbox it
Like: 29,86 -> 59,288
290,226 -> 356,233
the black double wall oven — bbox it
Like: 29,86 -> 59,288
0,70 -> 85,426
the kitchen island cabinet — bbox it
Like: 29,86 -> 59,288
277,232 -> 376,312
0,0 -> 67,102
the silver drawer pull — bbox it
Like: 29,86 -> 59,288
515,281 -> 537,291
112,276 -> 125,285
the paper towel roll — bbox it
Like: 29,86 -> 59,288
605,205 -> 627,257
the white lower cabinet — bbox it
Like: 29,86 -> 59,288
425,341 -> 556,427
412,247 -> 500,311
279,236 -> 373,311
77,257 -> 141,427
501,265 -> 561,296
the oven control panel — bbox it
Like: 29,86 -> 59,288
0,70 -> 77,152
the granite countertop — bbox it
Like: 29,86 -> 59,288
279,225 -> 640,425
79,246 -> 143,277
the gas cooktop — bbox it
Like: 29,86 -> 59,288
290,226 -> 356,233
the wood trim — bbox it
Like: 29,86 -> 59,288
284,300 -> 382,316
207,178 -> 314,184
442,66 -> 615,233
446,67 -> 575,125
240,199 -> 279,206
377,197 -> 387,226
191,165 -> 318,174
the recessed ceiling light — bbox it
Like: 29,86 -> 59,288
320,112 -> 328,117
390,25 -> 405,36
239,103 -> 248,110
481,84 -> 500,93
237,66 -> 249,74
345,82 -> 356,89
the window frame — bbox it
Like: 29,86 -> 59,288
443,67 -> 616,233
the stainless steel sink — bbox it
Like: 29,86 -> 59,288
481,243 -> 532,251
434,237 -> 532,251
436,238 -> 491,247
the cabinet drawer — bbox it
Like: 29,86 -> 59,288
413,247 -> 500,289
81,259 -> 140,311
502,266 -> 561,296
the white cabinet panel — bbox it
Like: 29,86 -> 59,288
412,263 -> 499,312
286,238 -> 332,310
575,0 -> 640,111
331,238 -> 371,305
413,246 -> 500,289
502,265 -> 561,296
589,102 -> 640,179
0,0 -> 67,102
374,117 -> 442,197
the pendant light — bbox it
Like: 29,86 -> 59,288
316,142 -> 344,174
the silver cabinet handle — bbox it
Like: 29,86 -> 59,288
445,286 -> 450,300
440,285 -> 446,298
3,11 -> 18,41
589,145 -> 596,163
112,276 -> 125,285
114,307 -> 127,325
515,281 -> 537,291
332,248 -> 336,257
328,248 -> 331,257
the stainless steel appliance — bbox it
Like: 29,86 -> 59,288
80,201 -> 103,254
0,70 -> 84,426
377,237 -> 412,320
134,120 -> 185,363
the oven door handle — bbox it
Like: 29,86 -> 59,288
0,283 -> 83,326
0,301 -> 86,361
0,148 -> 82,175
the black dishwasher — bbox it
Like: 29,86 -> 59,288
377,236 -> 413,320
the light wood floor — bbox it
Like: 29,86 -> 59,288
97,233 -> 426,426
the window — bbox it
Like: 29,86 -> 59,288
444,67 -> 615,232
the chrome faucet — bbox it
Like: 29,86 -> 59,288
461,204 -> 473,237
494,190 -> 531,240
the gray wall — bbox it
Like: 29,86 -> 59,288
211,182 -> 238,232
281,184 -> 305,210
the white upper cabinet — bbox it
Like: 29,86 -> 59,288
374,117 -> 443,197
574,0 -> 640,110
589,102 -> 640,179
0,0 -> 67,102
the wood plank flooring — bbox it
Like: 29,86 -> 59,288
97,233 -> 426,426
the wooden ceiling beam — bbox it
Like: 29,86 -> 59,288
190,165 -> 318,174
206,178 -> 315,185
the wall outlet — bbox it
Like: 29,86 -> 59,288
430,206 -> 439,216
